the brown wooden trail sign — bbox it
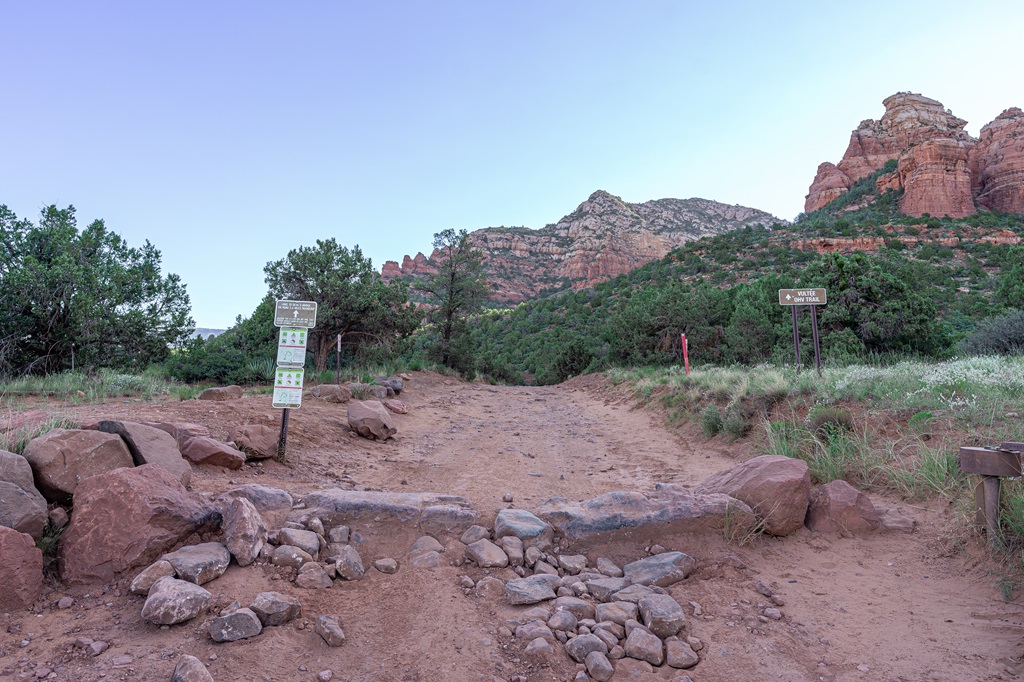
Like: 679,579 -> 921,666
779,288 -> 826,375
960,444 -> 1024,538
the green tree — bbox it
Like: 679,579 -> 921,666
0,204 -> 192,375
417,229 -> 489,371
264,239 -> 420,373
995,262 -> 1024,310
725,276 -> 786,364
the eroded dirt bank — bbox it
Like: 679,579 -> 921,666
2,373 -> 1023,681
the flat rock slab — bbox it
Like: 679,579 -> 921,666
279,527 -> 320,559
623,552 -> 696,588
60,465 -> 221,584
142,576 -> 211,625
199,385 -> 243,401
494,509 -> 553,543
98,421 -> 192,487
506,576 -> 557,605
218,484 -> 294,512
162,542 -> 231,585
296,489 -> 476,531
535,485 -> 756,540
179,436 -> 246,470
129,560 -> 176,596
696,454 -> 810,536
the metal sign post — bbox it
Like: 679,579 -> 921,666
779,289 -> 827,375
272,300 -> 317,462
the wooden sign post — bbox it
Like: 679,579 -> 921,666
959,443 -> 1024,539
273,300 -> 317,462
779,288 -> 827,376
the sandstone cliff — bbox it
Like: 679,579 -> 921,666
383,190 -> 783,303
805,93 -> 1024,218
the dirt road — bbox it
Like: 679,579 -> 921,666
3,373 -> 1023,681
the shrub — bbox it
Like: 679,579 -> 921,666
551,339 -> 594,382
807,406 -> 854,437
961,309 -> 1024,355
701,405 -> 723,437
723,408 -> 748,438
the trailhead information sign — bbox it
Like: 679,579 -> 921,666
273,368 -> 304,409
276,327 -> 307,367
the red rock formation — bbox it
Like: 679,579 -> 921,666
971,107 -> 1024,213
805,93 -> 1023,218
383,190 -> 783,303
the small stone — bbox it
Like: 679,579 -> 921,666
686,636 -> 703,651
315,615 -> 346,647
596,557 -> 623,578
525,546 -> 543,567
410,551 -> 441,569
295,563 -> 333,589
595,601 -> 638,625
585,651 -> 614,682
208,608 -> 262,642
317,671 -> 333,682
666,639 -> 699,669
459,575 -> 475,588
548,610 -> 578,632
249,591 -> 301,626
764,607 -> 783,621
499,535 -> 525,567
558,555 -> 588,575
465,539 -> 509,568
171,654 -> 213,682
161,543 -> 231,585
271,545 -> 314,569
141,577 -> 212,625
623,552 -> 696,587
506,576 -> 557,605
373,558 -> 399,574
327,526 -> 350,544
608,645 -> 625,660
516,620 -> 554,642
524,637 -> 553,655
503,493 -> 514,503
624,627 -> 664,665
755,581 -> 773,597
57,596 -> 74,609
649,544 -> 667,554
460,525 -> 490,545
565,633 -> 608,663
335,545 -> 365,580
638,594 -> 686,638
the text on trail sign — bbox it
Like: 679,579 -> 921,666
273,368 -> 304,409
778,288 -> 828,306
276,327 -> 307,367
274,300 -> 318,328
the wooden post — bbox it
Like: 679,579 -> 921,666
791,306 -> 801,370
974,476 -> 1002,538
810,304 -> 822,377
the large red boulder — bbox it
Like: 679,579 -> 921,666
805,480 -> 880,534
697,455 -> 810,536
98,421 -> 192,487
230,424 -> 278,460
0,526 -> 43,611
59,465 -> 221,584
23,429 -> 134,503
179,437 -> 246,470
347,400 -> 397,441
0,449 -> 48,538
199,385 -> 243,401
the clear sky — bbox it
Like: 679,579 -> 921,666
3,1 -> 1022,328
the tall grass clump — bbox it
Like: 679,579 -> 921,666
0,412 -> 79,454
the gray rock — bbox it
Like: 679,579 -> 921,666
607,645 -> 625,660
525,545 -> 543,567
299,489 -> 474,532
624,627 -> 664,665
47,506 -> 68,530
595,601 -> 638,625
208,607 -> 262,642
223,497 -> 267,567
639,594 -> 686,638
410,550 -> 441,569
586,651 -> 615,682
554,596 -> 596,621
499,535 -> 524,566
465,539 -> 509,568
516,620 -> 554,641
315,615 -> 346,646
327,525 -> 350,544
593,627 -> 619,650
596,557 -> 623,578
536,486 -> 756,540
565,633 -> 608,663
460,525 -> 490,545
249,591 -> 301,626
0,450 -> 47,538
271,545 -> 314,569
162,543 -> 231,585
171,654 -> 214,682
612,584 -> 664,603
665,638 -> 699,669
524,637 -> 553,655
558,554 -> 588,575
279,527 -> 320,559
533,560 -> 559,575
623,552 -> 696,587
764,607 -> 783,620
585,577 -> 631,602
373,558 -> 399,574
494,509 -> 553,543
295,563 -> 333,589
372,377 -> 404,395
129,560 -> 176,596
220,484 -> 293,512
317,670 -> 334,682
409,535 -> 444,557
505,576 -> 557,605
335,545 -> 365,580
547,610 -> 578,631
141,577 -> 211,625
198,385 -> 243,401
420,503 -> 479,534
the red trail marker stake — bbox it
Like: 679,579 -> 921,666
681,334 -> 690,376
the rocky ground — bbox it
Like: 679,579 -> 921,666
2,372 -> 1024,682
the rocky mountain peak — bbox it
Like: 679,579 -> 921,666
383,191 -> 783,303
805,92 -> 1024,217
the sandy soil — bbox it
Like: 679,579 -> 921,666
2,372 -> 1023,682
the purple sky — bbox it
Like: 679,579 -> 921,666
3,1 -> 1022,327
